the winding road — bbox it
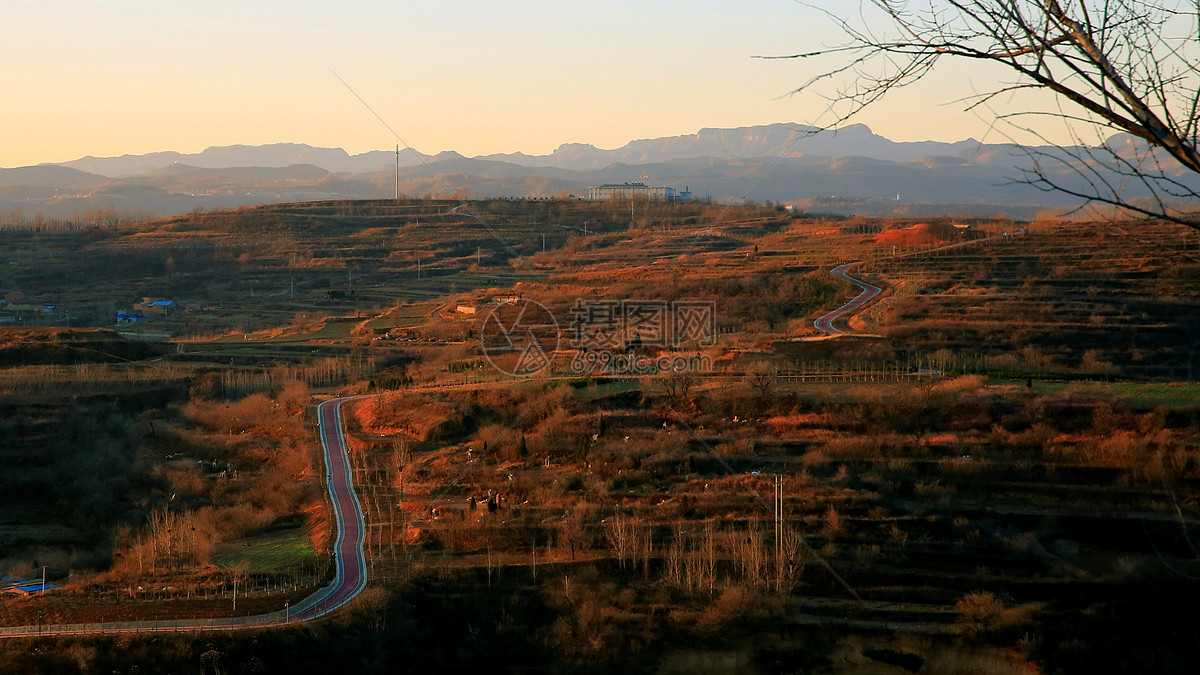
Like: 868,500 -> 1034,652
813,263 -> 883,336
0,397 -> 368,638
812,237 -> 1000,337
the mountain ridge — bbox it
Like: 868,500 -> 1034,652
56,143 -> 420,178
0,123 -> 1189,221
27,123 -> 998,178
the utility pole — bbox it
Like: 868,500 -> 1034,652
775,474 -> 783,590
41,566 -> 46,595
394,144 -> 400,200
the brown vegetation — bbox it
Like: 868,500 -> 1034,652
2,199 -> 1199,673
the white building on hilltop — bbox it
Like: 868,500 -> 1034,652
588,173 -> 692,202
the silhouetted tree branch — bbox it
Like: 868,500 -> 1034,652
770,1 -> 1200,228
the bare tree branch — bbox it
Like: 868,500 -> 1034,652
778,0 -> 1200,229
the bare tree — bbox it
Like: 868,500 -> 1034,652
654,371 -> 697,403
774,1 -> 1200,228
605,512 -> 632,569
746,360 -> 776,400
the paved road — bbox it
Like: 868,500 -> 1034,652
813,263 -> 883,336
812,237 -> 998,337
291,398 -> 369,621
0,397 -> 368,638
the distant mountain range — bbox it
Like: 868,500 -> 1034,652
478,124 -> 985,170
1,123 -> 1193,220
56,144 -> 417,178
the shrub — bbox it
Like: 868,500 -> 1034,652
955,590 -> 1036,638
955,591 -> 1007,636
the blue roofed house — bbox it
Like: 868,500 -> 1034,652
135,298 -> 177,316
116,313 -> 147,324
1,579 -> 57,596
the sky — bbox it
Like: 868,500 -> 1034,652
1,0 -> 1038,168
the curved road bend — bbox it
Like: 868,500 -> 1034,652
813,263 -> 883,336
0,397 -> 368,639
814,236 -> 997,336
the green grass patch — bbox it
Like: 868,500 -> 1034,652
264,318 -> 360,343
364,302 -> 436,330
1073,381 -> 1200,408
1002,380 -> 1200,408
570,379 -> 642,401
210,529 -> 317,572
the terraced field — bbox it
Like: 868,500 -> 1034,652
3,202 -> 1199,672
862,222 -> 1200,379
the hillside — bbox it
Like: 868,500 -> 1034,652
0,199 -> 1198,672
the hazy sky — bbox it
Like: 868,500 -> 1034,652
3,1 -> 1034,167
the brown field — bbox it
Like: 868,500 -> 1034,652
0,199 -> 1198,673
